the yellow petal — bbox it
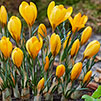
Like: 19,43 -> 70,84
50,33 -> 61,57
37,78 -> 45,90
81,26 -> 92,46
81,15 -> 88,25
19,1 -> 37,26
74,13 -> 81,26
83,40 -> 100,59
56,64 -> 65,78
0,36 -> 12,58
83,71 -> 92,83
38,23 -> 47,38
44,56 -> 49,72
12,47 -> 23,68
8,16 -> 21,42
63,7 -> 73,21
71,62 -> 82,81
71,39 -> 80,57
26,36 -> 42,60
0,5 -> 7,26
47,1 -> 55,21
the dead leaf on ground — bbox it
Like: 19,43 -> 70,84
87,82 -> 98,90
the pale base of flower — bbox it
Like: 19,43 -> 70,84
2,88 -> 12,101
64,82 -> 72,95
21,87 -> 30,100
44,93 -> 53,101
34,94 -> 41,101
13,84 -> 20,98
61,95 -> 69,101
71,85 -> 83,99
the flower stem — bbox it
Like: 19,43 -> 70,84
2,27 -> 5,36
28,26 -> 32,38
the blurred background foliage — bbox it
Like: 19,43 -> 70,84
0,0 -> 101,34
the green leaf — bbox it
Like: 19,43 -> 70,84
92,86 -> 101,99
32,26 -> 38,36
82,95 -> 94,101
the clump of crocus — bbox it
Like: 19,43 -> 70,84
0,36 -> 12,58
0,5 -> 7,27
47,1 -> 73,32
37,78 -> 45,91
83,71 -> 92,84
71,39 -> 80,58
83,40 -> 100,59
12,47 -> 23,68
19,1 -> 37,27
44,56 -> 49,72
71,62 -> 82,81
69,13 -> 88,33
38,23 -> 47,39
56,64 -> 65,78
63,31 -> 71,49
8,16 -> 21,43
26,36 -> 43,60
50,33 -> 61,57
81,26 -> 92,46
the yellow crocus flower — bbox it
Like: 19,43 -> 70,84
56,64 -> 65,78
63,31 -> 71,49
71,39 -> 80,58
81,26 -> 92,46
37,78 -> 45,90
0,36 -> 12,58
69,13 -> 88,33
71,62 -> 82,81
8,16 -> 21,43
44,56 -> 49,72
47,1 -> 73,32
0,5 -> 7,27
50,33 -> 61,57
38,23 -> 47,39
83,71 -> 92,83
26,36 -> 43,60
83,40 -> 100,59
19,1 -> 37,27
12,47 -> 23,68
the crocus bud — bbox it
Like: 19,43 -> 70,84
71,62 -> 82,81
47,1 -> 73,32
83,40 -> 100,59
8,16 -> 21,42
37,78 -> 45,90
0,36 -> 12,58
63,31 -> 71,49
12,47 -> 23,68
19,1 -> 37,27
50,33 -> 61,57
26,36 -> 43,60
81,26 -> 92,46
71,39 -> 80,58
69,13 -> 88,33
83,71 -> 92,83
44,56 -> 49,72
0,5 -> 7,27
56,64 -> 65,78
38,23 -> 47,39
